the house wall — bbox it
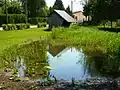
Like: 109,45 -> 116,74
73,11 -> 86,22
48,13 -> 64,27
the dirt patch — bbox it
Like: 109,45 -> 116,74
0,72 -> 55,90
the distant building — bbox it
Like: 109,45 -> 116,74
48,10 -> 75,28
73,11 -> 86,23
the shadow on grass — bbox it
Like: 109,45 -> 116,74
98,27 -> 120,33
44,28 -> 52,32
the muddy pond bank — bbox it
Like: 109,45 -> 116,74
1,71 -> 120,90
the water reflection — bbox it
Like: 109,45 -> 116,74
48,46 -> 90,81
85,50 -> 120,78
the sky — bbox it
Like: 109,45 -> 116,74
45,0 -> 84,12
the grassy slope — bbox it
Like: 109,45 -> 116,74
0,28 -> 51,52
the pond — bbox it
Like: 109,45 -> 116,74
16,45 -> 90,81
1,40 -> 120,81
48,46 -> 90,81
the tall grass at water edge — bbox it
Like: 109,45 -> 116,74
51,26 -> 120,55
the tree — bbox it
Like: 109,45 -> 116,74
49,7 -> 54,15
0,0 -> 3,7
20,0 -> 47,17
53,0 -> 65,10
1,0 -> 22,14
66,6 -> 72,15
7,1 -> 22,14
83,0 -> 120,26
28,0 -> 47,17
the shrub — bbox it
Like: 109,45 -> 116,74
2,24 -> 8,31
16,23 -> 30,30
0,14 -> 26,26
28,17 -> 46,25
116,19 -> 120,27
37,22 -> 47,28
2,24 -> 16,31
2,23 -> 30,31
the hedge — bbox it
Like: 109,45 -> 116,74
28,17 -> 46,25
2,23 -> 30,31
0,14 -> 26,26
37,22 -> 47,28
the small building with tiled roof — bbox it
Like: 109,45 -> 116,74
48,10 -> 75,28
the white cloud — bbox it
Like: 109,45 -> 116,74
45,0 -> 83,12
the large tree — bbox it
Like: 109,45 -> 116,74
1,0 -> 22,14
20,0 -> 47,17
83,0 -> 120,26
53,0 -> 65,10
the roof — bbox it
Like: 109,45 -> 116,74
54,10 -> 75,22
73,11 -> 83,14
48,45 -> 66,57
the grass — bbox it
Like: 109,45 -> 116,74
1,25 -> 120,77
51,26 -> 120,55
0,28 -> 51,53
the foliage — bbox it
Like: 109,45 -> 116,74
3,0 -> 22,14
37,22 -> 47,28
48,7 -> 54,15
2,24 -> 16,31
2,23 -> 30,31
65,6 -> 72,16
53,0 -> 65,10
0,14 -> 26,26
51,26 -> 120,54
1,0 -> 22,14
25,0 -> 47,17
0,0 -> 3,7
28,17 -> 46,25
0,40 -> 49,79
83,0 -> 120,25
16,23 -> 30,30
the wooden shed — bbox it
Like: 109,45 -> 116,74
48,10 -> 75,28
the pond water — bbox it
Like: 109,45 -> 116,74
15,45 -> 91,81
5,41 -> 120,81
48,47 -> 90,81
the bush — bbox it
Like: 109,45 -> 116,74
0,14 -> 26,26
2,24 -> 16,31
2,23 -> 30,31
16,23 -> 30,30
116,19 -> 120,27
37,22 -> 47,28
2,24 -> 8,31
28,17 -> 46,25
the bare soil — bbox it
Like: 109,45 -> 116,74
0,72 -> 55,90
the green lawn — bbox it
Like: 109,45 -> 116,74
0,28 -> 51,52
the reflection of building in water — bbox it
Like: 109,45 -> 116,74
48,45 -> 69,57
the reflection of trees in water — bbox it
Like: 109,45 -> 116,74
1,40 -> 50,80
85,48 -> 120,78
